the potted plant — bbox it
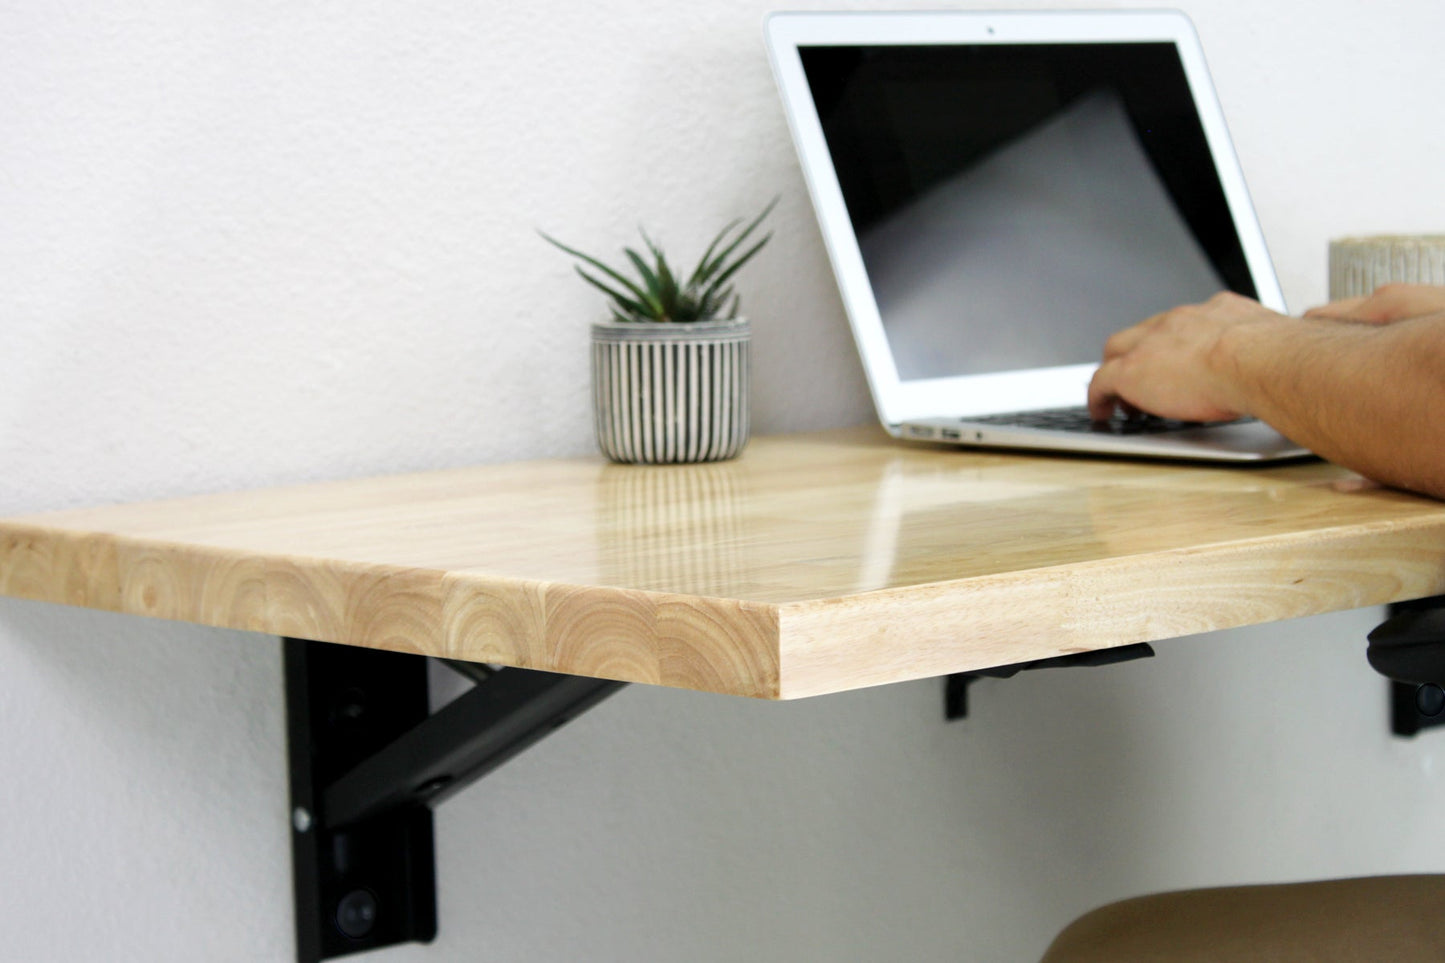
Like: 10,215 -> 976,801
544,200 -> 774,464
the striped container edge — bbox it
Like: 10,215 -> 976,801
1328,235 -> 1445,300
591,318 -> 750,464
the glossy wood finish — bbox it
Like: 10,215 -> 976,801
4,427 -> 1445,698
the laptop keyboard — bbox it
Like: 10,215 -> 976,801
965,405 -> 1246,436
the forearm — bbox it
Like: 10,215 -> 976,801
1218,313 -> 1445,497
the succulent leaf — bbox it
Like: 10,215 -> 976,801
573,268 -> 652,319
700,233 -> 772,305
689,217 -> 745,287
624,247 -> 660,292
694,197 -> 778,287
622,248 -> 665,315
542,232 -> 655,306
543,199 -> 774,322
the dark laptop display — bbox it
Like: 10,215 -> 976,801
800,42 -> 1253,382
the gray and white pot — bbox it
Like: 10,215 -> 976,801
590,317 -> 750,464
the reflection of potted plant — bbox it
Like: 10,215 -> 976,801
597,461 -> 748,596
543,200 -> 773,464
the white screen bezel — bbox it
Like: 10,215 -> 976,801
764,10 -> 1284,426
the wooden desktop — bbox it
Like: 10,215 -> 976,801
4,425 -> 1444,699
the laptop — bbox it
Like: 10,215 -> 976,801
765,10 -> 1310,462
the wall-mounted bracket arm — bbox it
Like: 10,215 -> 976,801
283,638 -> 624,963
944,643 -> 1155,720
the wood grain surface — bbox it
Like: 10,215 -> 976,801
4,427 -> 1445,698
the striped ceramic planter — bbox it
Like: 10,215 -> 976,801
1329,235 -> 1445,300
591,318 -> 750,464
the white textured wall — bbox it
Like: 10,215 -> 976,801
3,1 -> 1445,960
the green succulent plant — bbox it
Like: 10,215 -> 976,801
543,199 -> 776,323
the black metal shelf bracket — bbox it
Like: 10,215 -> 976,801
283,637 -> 625,962
943,643 -> 1156,720
1365,596 -> 1445,737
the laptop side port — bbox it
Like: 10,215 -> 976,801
907,425 -> 934,439
940,428 -> 962,441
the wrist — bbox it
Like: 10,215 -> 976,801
1207,316 -> 1296,417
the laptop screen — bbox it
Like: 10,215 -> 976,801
799,42 -> 1253,383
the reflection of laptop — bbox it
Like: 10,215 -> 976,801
766,10 -> 1310,461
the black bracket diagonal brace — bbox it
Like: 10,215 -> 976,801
944,643 -> 1156,720
283,637 -> 625,963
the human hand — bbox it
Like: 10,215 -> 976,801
1086,291 -> 1288,423
1303,283 -> 1445,324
